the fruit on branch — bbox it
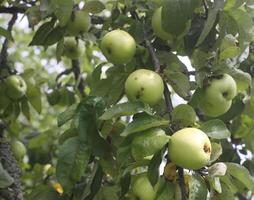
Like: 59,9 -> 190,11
5,75 -> 27,100
66,10 -> 91,36
131,128 -> 169,161
10,140 -> 27,160
152,7 -> 172,41
63,37 -> 85,60
132,173 -> 156,200
100,29 -> 136,64
172,104 -> 196,128
168,128 -> 211,170
199,74 -> 237,117
125,69 -> 164,106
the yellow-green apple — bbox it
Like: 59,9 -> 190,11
168,128 -> 211,170
11,140 -> 27,160
152,7 -> 172,41
199,74 -> 237,117
5,75 -> 27,100
100,29 -> 136,64
66,10 -> 91,36
63,37 -> 85,59
131,128 -> 169,161
132,173 -> 156,200
125,69 -> 164,106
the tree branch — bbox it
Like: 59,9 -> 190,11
0,6 -> 27,14
178,167 -> 187,200
0,122 -> 23,200
0,14 -> 18,68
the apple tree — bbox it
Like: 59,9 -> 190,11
0,0 -> 254,199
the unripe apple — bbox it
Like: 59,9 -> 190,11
5,75 -> 27,100
66,10 -> 91,36
168,128 -> 211,170
132,173 -> 156,200
151,7 -> 172,41
100,30 -> 136,64
131,128 -> 169,161
125,69 -> 164,106
10,140 -> 27,160
199,74 -> 237,117
63,37 -> 85,60
172,104 -> 196,128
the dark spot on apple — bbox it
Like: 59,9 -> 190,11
107,47 -> 112,55
136,94 -> 140,99
203,143 -> 211,154
134,77 -> 138,80
222,91 -> 228,97
140,87 -> 144,91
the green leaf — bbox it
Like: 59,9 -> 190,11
195,0 -> 225,46
229,69 -> 252,92
56,137 -> 91,193
162,0 -> 201,36
50,0 -> 73,26
156,180 -> 175,200
189,174 -> 208,200
148,150 -> 163,186
0,162 -> 14,188
75,97 -> 110,157
225,162 -> 254,192
200,119 -> 231,139
84,165 -> 104,200
164,69 -> 191,100
56,39 -> 64,62
100,102 -> 152,120
84,1 -> 105,14
57,104 -> 77,127
209,162 -> 227,177
21,98 -> 30,120
29,21 -> 55,46
121,113 -> 169,136
0,26 -> 13,41
210,142 -> 223,163
26,82 -> 42,113
120,173 -> 131,198
43,26 -> 65,46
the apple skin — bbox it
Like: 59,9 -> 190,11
131,128 -> 169,161
152,7 -> 172,41
125,69 -> 164,106
5,75 -> 27,100
199,74 -> 237,117
10,140 -> 27,160
100,30 -> 136,64
66,10 -> 91,36
132,174 -> 156,200
63,37 -> 84,60
168,128 -> 211,170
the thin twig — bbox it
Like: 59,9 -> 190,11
56,68 -> 73,82
178,167 -> 187,200
0,6 -> 27,14
71,59 -> 85,97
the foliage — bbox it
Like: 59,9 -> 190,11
0,0 -> 254,199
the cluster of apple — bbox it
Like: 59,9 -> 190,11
97,7 -> 239,200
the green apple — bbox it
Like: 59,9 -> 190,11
63,37 -> 85,60
131,128 -> 169,161
125,69 -> 164,106
172,104 -> 196,128
100,29 -> 136,64
152,7 -> 172,41
10,140 -> 27,160
132,173 -> 156,200
66,10 -> 91,36
168,128 -> 211,170
5,75 -> 27,100
199,74 -> 237,117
